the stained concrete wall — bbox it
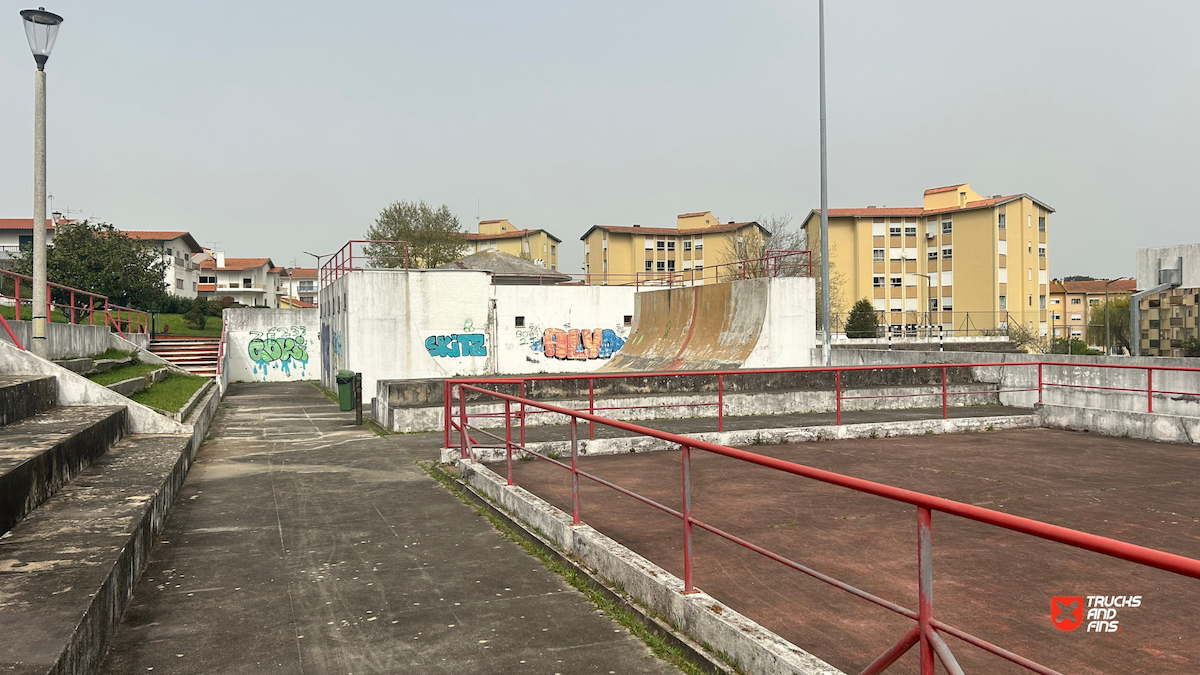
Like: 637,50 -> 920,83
744,276 -> 816,369
493,285 -> 635,374
1136,242 -> 1200,289
223,308 -> 320,383
0,320 -> 128,360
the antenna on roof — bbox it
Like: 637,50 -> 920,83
476,198 -> 480,222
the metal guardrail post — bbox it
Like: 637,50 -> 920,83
505,399 -> 513,486
519,380 -> 526,448
941,366 -> 948,419
354,372 -> 363,426
717,373 -> 724,432
588,377 -> 595,440
681,443 -> 695,594
917,507 -> 935,675
1147,368 -> 1154,413
835,370 -> 842,425
1037,364 -> 1043,404
443,380 -> 452,448
458,385 -> 469,462
570,418 -> 580,526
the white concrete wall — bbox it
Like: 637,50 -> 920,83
223,307 -> 320,383
0,319 -> 136,360
1137,242 -> 1200,289
744,276 -> 816,369
493,285 -> 635,374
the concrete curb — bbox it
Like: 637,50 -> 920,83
442,413 -> 1038,464
104,367 -> 170,398
1036,403 -> 1200,444
457,460 -> 845,675
177,379 -> 216,423
430,463 -> 738,675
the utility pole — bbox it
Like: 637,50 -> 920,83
819,0 -> 831,366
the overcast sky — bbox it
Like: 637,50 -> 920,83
1,1 -> 1196,278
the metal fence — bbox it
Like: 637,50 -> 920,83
0,268 -> 149,349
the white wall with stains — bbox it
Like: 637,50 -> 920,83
224,307 -> 321,382
493,285 -> 636,374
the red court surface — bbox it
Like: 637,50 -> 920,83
494,428 -> 1200,675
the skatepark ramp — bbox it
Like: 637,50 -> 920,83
601,276 -> 814,371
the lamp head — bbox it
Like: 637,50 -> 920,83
20,7 -> 63,70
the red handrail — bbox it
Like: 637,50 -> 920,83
634,250 -> 812,290
320,240 -> 410,286
0,268 -> 150,349
450,380 -> 1200,675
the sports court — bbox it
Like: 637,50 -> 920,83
490,427 -> 1200,674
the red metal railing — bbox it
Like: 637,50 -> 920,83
0,268 -> 150,350
447,380 -> 1200,675
634,250 -> 811,289
320,240 -> 410,286
445,360 -> 1200,444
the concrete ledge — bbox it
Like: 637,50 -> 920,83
105,367 -> 170,398
443,413 -> 1038,464
458,461 -> 844,675
91,357 -> 133,374
177,379 -> 216,424
54,357 -> 92,374
1036,403 -> 1200,445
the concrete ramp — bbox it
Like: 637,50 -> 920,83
601,276 -> 814,371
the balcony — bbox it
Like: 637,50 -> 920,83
216,284 -> 266,293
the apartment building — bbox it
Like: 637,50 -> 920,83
1048,279 -> 1136,345
580,212 -> 770,285
279,268 -> 319,306
1137,287 -> 1199,356
123,230 -> 205,298
197,254 -> 282,307
463,220 -> 561,271
801,183 -> 1053,336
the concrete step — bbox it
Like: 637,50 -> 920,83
0,375 -> 57,427
0,406 -> 126,536
0,434 -> 193,675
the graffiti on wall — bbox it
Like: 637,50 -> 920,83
248,325 -> 310,379
534,327 -> 626,360
426,333 -> 488,358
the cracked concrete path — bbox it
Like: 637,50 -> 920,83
99,382 -> 680,675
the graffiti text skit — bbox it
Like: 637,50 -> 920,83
426,333 -> 487,358
538,328 -> 625,360
248,325 -> 310,379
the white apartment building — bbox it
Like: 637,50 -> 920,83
197,253 -> 283,307
123,230 -> 205,298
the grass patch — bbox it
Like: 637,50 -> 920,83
88,362 -> 162,386
419,461 -> 716,675
154,313 -> 223,337
91,347 -> 135,361
0,304 -> 72,324
130,372 -> 209,412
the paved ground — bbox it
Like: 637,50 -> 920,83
498,428 -> 1200,675
99,382 -> 680,675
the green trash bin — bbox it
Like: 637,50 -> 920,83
336,370 -> 356,411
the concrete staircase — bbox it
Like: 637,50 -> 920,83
149,335 -> 220,376
0,374 -> 194,674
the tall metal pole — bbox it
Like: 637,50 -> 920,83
31,67 -> 48,357
819,0 -> 831,366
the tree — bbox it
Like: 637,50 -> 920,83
844,298 -> 880,338
1184,336 -> 1200,358
1062,275 -> 1096,282
364,200 -> 465,269
15,220 -> 168,312
719,213 -> 807,279
1085,295 -> 1131,353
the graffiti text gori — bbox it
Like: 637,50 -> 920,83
249,325 -> 310,378
426,333 -> 488,358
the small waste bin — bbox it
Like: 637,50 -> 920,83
336,370 -> 356,411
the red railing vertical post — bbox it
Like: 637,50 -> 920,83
835,370 -> 842,426
505,398 -> 513,486
1037,363 -> 1043,404
588,377 -> 595,440
917,506 -> 935,675
941,366 -> 948,420
717,373 -> 724,432
45,286 -> 51,323
69,290 -> 75,324
519,380 -> 526,448
681,442 -> 695,594
443,380 -> 452,449
458,384 -> 470,462
88,295 -> 93,325
1147,368 -> 1154,414
569,418 -> 580,526
15,279 -> 20,320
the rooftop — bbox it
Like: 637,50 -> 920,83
1051,279 -> 1138,294
580,220 -> 767,240
465,228 -> 562,243
123,230 -> 204,253
200,257 -> 274,271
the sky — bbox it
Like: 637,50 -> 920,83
1,1 -> 1197,278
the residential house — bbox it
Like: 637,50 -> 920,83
279,267 -> 320,306
1048,279 -> 1136,347
801,183 -> 1054,337
197,253 -> 282,307
123,230 -> 205,298
580,212 -> 770,285
463,219 -> 561,271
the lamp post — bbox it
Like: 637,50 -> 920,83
1104,276 -> 1133,356
818,0 -> 831,365
20,7 -> 63,358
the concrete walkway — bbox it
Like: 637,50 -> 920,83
100,382 -> 679,675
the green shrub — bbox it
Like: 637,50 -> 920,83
845,298 -> 880,339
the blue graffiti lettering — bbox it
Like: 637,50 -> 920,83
425,333 -> 487,358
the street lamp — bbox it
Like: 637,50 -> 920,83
1104,276 -> 1133,356
20,7 -> 64,358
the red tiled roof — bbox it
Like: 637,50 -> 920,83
268,266 -> 283,274
284,267 -> 318,278
677,211 -> 711,218
804,194 -> 1054,227
122,230 -> 204,253
1050,279 -> 1137,295
465,228 -> 562,243
581,221 -> 768,240
479,219 -> 507,224
924,184 -> 966,195
819,207 -> 926,218
0,218 -> 59,230
198,283 -> 216,292
282,297 -> 316,308
200,257 -> 272,271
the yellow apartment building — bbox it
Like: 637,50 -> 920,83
580,212 -> 771,285
801,183 -> 1054,336
1048,279 -> 1135,346
464,219 -> 561,271
1137,287 -> 1199,357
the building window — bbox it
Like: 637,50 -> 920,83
1089,298 -> 1099,306
1071,298 -> 1082,305
684,240 -> 692,252
873,275 -> 885,288
1070,313 -> 1082,321
645,237 -> 654,250
1039,295 -> 1047,310
644,260 -> 653,271
551,245 -> 556,256
624,315 -> 632,326
941,219 -> 952,234
667,240 -> 676,251
667,260 -> 676,271
998,213 -> 1006,229
1051,298 -> 1060,305
930,298 -> 939,311
889,224 -> 902,236
904,225 -> 916,237
515,316 -> 525,327
942,247 -> 952,259
176,278 -> 183,289
999,295 -> 1007,310
694,237 -> 703,251
1038,245 -> 1046,258
1039,216 -> 1046,232
1029,295 -> 1033,306
656,261 -> 665,271
891,276 -> 902,288
942,298 -> 953,311
657,239 -> 665,250
243,278 -> 253,286
166,248 -> 173,256
873,249 -> 884,262
927,251 -> 938,261
1053,313 -> 1061,321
